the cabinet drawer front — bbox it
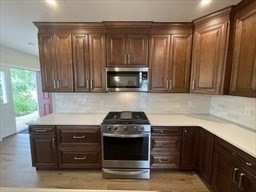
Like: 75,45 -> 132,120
152,136 -> 181,152
215,137 -> 256,173
151,126 -> 181,136
57,127 -> 100,145
59,150 -> 101,168
29,126 -> 55,134
151,154 -> 180,169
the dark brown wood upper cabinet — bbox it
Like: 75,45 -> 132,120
190,8 -> 232,95
38,33 -> 73,92
73,33 -> 106,92
107,33 -> 149,67
229,1 -> 256,97
150,24 -> 192,93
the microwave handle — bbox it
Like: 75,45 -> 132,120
139,72 -> 142,87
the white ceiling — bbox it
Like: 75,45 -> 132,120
1,0 -> 241,56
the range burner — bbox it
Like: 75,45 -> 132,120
102,111 -> 149,124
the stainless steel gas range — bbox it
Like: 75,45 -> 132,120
101,111 -> 151,179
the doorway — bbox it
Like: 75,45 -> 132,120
10,68 -> 39,133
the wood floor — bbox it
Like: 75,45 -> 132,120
0,134 -> 210,192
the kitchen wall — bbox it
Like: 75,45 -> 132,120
210,95 -> 256,131
53,93 -> 255,131
53,93 -> 211,114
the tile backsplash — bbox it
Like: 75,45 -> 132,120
210,95 -> 256,130
53,93 -> 255,130
53,93 -> 211,114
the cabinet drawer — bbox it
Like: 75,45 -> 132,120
151,154 -> 180,169
29,125 -> 55,134
58,150 -> 101,168
215,137 -> 256,174
151,136 -> 181,153
57,126 -> 100,145
151,126 -> 181,136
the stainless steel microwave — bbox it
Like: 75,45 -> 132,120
106,67 -> 149,92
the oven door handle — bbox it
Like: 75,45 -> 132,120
103,169 -> 148,176
103,133 -> 150,138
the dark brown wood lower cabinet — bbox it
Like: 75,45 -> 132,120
151,126 -> 182,169
211,137 -> 256,192
181,127 -> 200,170
30,135 -> 58,168
199,129 -> 214,183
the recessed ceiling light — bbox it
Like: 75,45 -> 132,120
201,0 -> 212,5
46,0 -> 57,6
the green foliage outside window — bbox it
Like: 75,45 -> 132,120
11,68 -> 37,116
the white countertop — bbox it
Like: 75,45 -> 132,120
28,113 -> 256,158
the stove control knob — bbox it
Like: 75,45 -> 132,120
123,126 -> 127,131
134,126 -> 138,131
140,127 -> 144,131
113,126 -> 118,131
107,126 -> 112,131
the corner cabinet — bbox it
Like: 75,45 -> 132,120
190,8 -> 231,95
73,33 -> 106,92
149,24 -> 192,93
38,33 -> 73,92
229,1 -> 256,97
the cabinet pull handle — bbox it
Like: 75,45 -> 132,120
192,80 -> 195,90
74,156 -> 86,160
35,129 -> 47,132
86,80 -> 89,89
52,138 -> 55,149
124,54 -> 127,64
53,80 -> 56,89
169,80 -> 172,91
159,143 -> 164,147
166,80 -> 169,90
232,168 -> 239,183
90,80 -> 93,90
160,130 -> 164,133
57,80 -> 60,89
184,129 -> 187,141
245,162 -> 252,166
159,159 -> 169,163
73,135 -> 86,139
128,55 -> 130,64
238,173 -> 245,190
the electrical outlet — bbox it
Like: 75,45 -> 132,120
244,107 -> 251,115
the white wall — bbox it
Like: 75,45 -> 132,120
0,45 -> 40,71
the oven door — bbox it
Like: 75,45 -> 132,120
102,132 -> 151,169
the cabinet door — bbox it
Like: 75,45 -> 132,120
89,34 -> 106,92
30,135 -> 58,168
73,35 -> 90,92
181,127 -> 199,170
211,151 -> 239,192
149,35 -> 170,92
239,169 -> 256,192
169,34 -> 192,93
126,34 -> 148,66
191,22 -> 229,94
199,129 -> 214,183
38,33 -> 57,92
107,34 -> 126,66
55,34 -> 73,91
230,2 -> 256,97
